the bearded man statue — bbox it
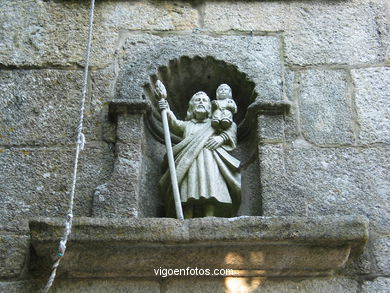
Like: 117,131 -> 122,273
159,90 -> 241,218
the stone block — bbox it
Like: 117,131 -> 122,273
92,112 -> 147,218
90,66 -> 117,143
92,143 -> 142,218
258,144 -> 308,216
0,234 -> 28,278
116,114 -> 145,143
165,279 -> 225,293
299,69 -> 354,145
282,0 -> 387,66
0,0 -> 114,67
0,144 -> 114,232
51,280 -> 160,293
351,67 -> 390,144
91,67 -> 116,109
0,1 -> 199,67
261,144 -> 390,274
0,281 -> 41,293
0,69 -> 109,146
165,277 -> 359,293
343,245 -> 374,275
98,1 -> 199,32
283,70 -> 300,142
362,277 -> 390,293
238,152 -> 262,216
265,145 -> 390,235
204,2 -> 285,32
372,235 -> 390,274
257,115 -> 285,143
204,0 -> 388,66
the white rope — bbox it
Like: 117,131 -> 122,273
42,0 -> 95,292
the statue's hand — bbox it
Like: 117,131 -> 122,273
205,136 -> 224,150
159,99 -> 170,112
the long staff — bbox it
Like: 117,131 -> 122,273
155,80 -> 184,220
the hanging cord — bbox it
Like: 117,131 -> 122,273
42,0 -> 95,292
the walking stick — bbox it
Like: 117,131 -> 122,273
155,80 -> 184,220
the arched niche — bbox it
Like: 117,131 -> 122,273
139,56 -> 262,217
143,56 -> 257,142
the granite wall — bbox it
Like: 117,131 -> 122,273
0,0 -> 389,292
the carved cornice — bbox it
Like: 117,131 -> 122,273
108,99 -> 151,121
30,215 -> 368,278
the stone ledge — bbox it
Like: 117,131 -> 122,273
29,216 -> 368,279
247,99 -> 291,115
108,99 -> 151,121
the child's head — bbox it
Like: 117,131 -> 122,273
216,84 -> 232,100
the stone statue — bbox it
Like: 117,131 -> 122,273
158,85 -> 241,218
211,84 -> 238,131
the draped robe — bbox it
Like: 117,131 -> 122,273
159,112 -> 241,217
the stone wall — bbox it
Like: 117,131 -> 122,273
0,0 -> 389,292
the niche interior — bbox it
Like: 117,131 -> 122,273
140,56 -> 262,217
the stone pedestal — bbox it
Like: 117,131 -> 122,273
29,216 -> 368,279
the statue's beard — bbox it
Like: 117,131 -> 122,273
193,106 -> 209,120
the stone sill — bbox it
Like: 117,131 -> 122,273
29,216 -> 368,279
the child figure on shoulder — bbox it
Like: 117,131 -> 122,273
211,84 -> 237,131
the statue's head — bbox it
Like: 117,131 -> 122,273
186,91 -> 211,121
216,84 -> 232,100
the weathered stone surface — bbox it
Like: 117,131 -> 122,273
0,280 -> 160,293
139,129 -> 166,218
0,234 -> 28,278
372,235 -> 390,273
0,144 -> 114,232
260,144 -> 390,274
362,277 -> 390,293
29,216 -> 367,278
351,67 -> 390,144
90,66 -> 117,144
0,1 -> 199,67
257,115 -> 285,143
165,277 -> 359,293
343,244 -> 374,275
97,1 -> 199,32
299,69 -> 354,145
283,70 -> 300,142
204,2 -> 285,32
0,0 -> 113,67
51,280 -> 160,293
204,0 -> 388,65
117,34 -> 283,104
0,281 -> 41,293
238,144 -> 262,217
31,216 -> 368,247
93,115 -> 146,218
0,69 -> 109,146
259,144 -> 308,217
262,145 -> 390,234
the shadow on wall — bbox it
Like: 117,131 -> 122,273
139,56 -> 262,217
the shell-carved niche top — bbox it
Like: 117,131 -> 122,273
143,56 -> 257,142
